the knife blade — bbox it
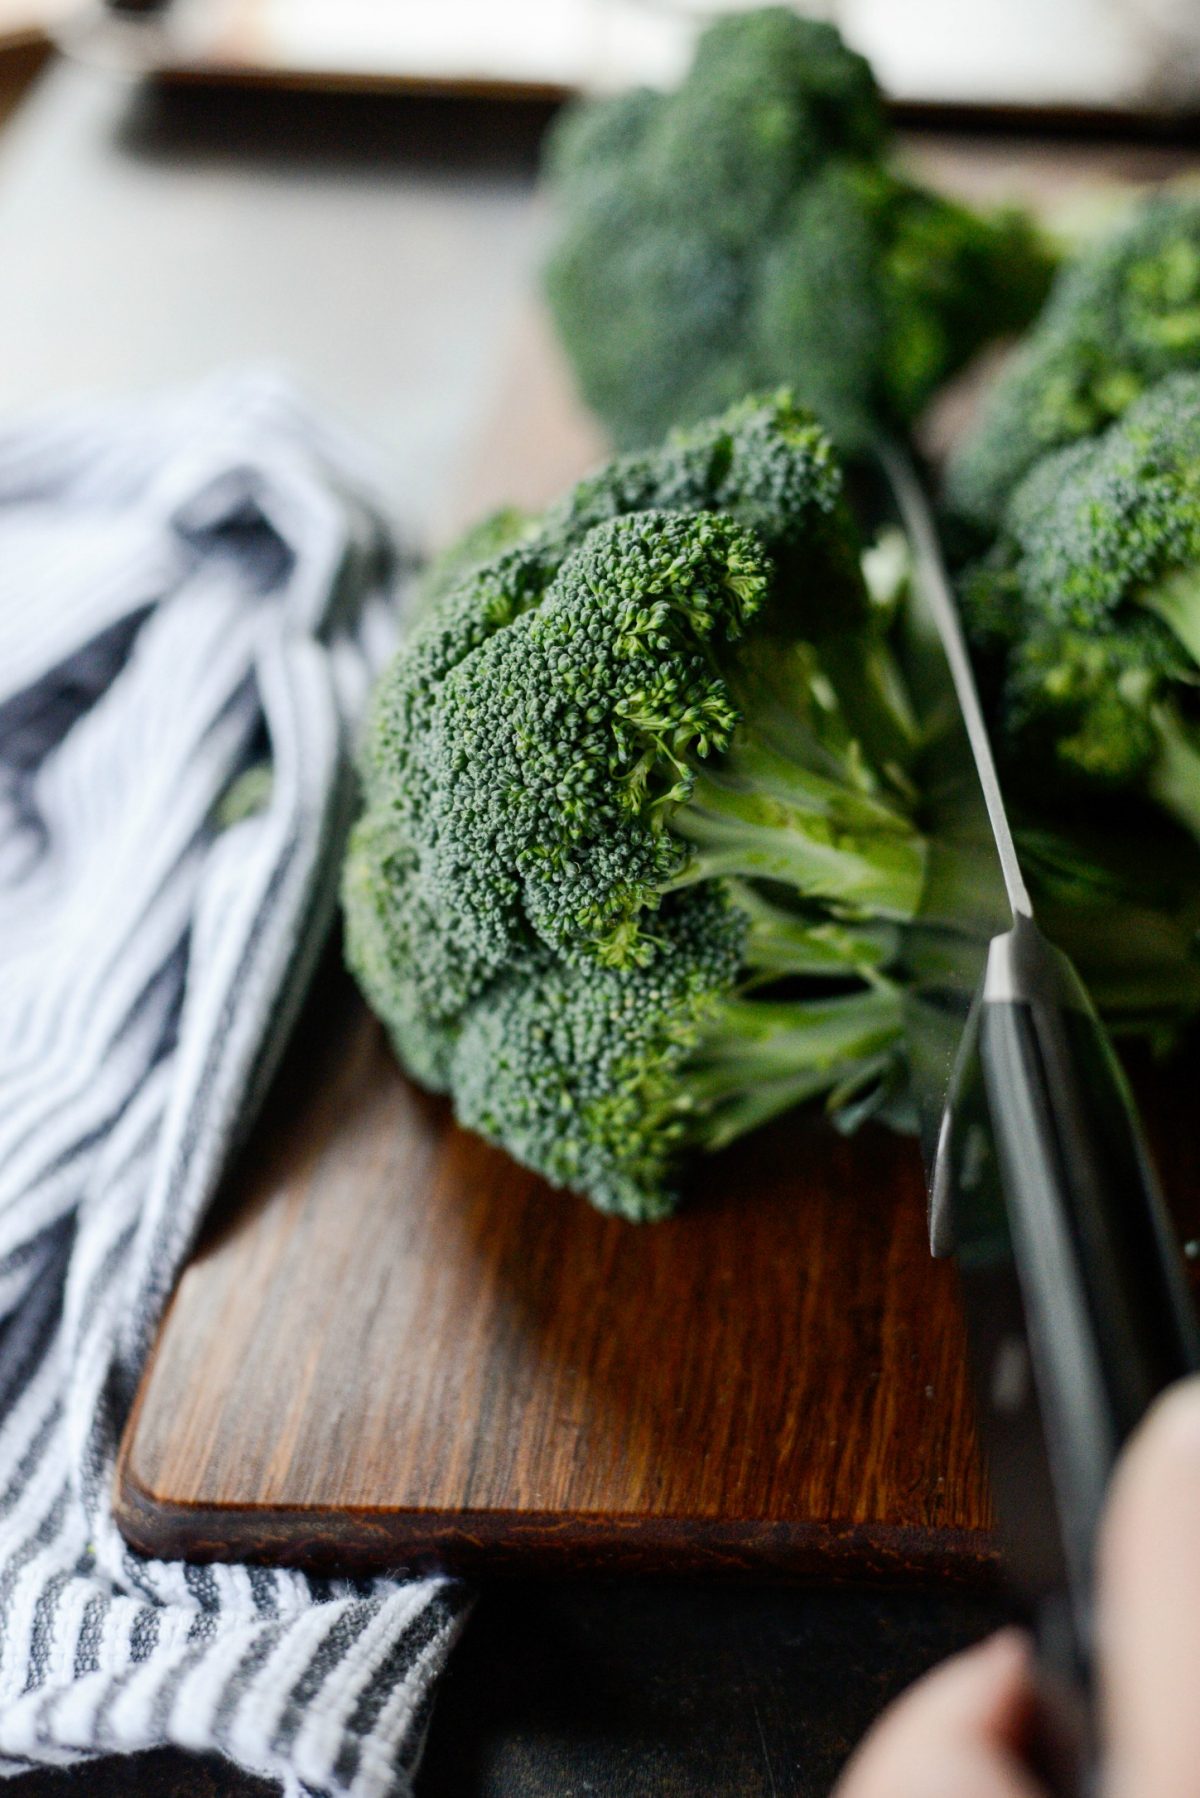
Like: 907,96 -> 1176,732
878,440 -> 1200,1795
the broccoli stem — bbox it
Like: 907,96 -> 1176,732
1141,564 -> 1200,668
685,984 -> 905,1150
669,726 -> 927,920
1149,698 -> 1200,846
814,630 -> 920,788
728,629 -> 918,800
724,878 -> 900,982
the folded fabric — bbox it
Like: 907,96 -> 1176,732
0,373 -> 466,1797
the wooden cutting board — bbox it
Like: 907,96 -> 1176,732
114,308 -> 1200,1582
116,953 -> 994,1579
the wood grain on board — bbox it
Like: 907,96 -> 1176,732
115,303 -> 1200,1583
116,955 -> 993,1580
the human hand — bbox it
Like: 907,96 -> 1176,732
834,1373 -> 1200,1797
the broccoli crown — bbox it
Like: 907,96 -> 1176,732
542,8 -> 1054,452
349,396 -> 850,1052
960,373 -> 1200,815
363,392 -> 853,845
356,393 -> 922,992
343,392 -> 926,1208
947,192 -> 1200,535
426,509 -> 772,965
449,884 -> 906,1221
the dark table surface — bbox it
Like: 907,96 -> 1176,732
0,45 -> 1192,1798
6,1584 -> 1009,1797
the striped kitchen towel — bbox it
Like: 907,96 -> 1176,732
0,373 -> 467,1796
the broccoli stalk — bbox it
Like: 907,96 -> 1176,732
668,755 -> 924,920
671,984 -> 906,1154
663,631 -> 923,919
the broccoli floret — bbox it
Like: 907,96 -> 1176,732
947,192 -> 1200,535
878,182 -> 1058,424
542,8 -> 1054,453
450,885 -> 905,1221
423,505 -> 923,969
343,393 -> 925,1209
755,163 -> 1055,451
641,9 -> 884,250
358,394 -> 919,985
960,372 -> 1200,837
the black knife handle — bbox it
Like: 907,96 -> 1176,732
950,914 -> 1199,1795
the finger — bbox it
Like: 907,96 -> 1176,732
1099,1374 -> 1200,1798
835,1628 -> 1046,1798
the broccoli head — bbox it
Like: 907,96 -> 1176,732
960,372 -> 1200,838
344,391 -> 924,1205
352,393 -> 920,995
542,7 -> 1054,454
947,191 -> 1200,535
345,390 -> 1200,1219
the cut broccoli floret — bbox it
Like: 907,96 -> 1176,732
542,8 -> 1054,453
450,885 -> 905,1221
960,372 -> 1200,838
947,192 -> 1200,535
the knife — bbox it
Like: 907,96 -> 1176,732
879,441 -> 1200,1795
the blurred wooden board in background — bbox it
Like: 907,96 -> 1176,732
114,303 -> 1200,1582
56,0 -> 1200,126
0,28 -> 49,122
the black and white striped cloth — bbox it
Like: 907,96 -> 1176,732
0,374 -> 466,1795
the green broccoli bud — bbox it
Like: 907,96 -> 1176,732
959,372 -> 1200,841
341,813 -> 462,1090
449,885 -> 905,1221
542,7 -> 1054,453
947,191 -> 1200,535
